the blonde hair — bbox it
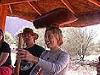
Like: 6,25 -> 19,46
45,27 -> 63,46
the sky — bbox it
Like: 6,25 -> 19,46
5,16 -> 100,43
5,16 -> 34,36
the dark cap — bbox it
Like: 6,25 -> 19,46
23,28 -> 38,40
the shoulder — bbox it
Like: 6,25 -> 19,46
1,42 -> 10,47
60,50 -> 69,56
1,42 -> 11,52
60,49 -> 69,55
40,50 -> 49,57
34,44 -> 45,50
2,42 -> 9,45
34,44 -> 43,48
58,50 -> 70,60
42,50 -> 49,53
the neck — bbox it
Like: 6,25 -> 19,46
50,47 -> 60,52
26,43 -> 35,48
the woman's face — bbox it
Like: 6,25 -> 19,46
45,30 -> 58,49
0,31 -> 3,41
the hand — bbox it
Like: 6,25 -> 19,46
17,49 -> 39,64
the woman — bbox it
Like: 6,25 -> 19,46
0,29 -> 12,75
17,27 -> 70,75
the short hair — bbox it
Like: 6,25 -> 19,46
45,27 -> 63,46
23,28 -> 38,40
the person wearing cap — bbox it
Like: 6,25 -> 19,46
16,28 -> 45,75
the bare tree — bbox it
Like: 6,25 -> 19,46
61,27 -> 96,65
4,32 -> 16,45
